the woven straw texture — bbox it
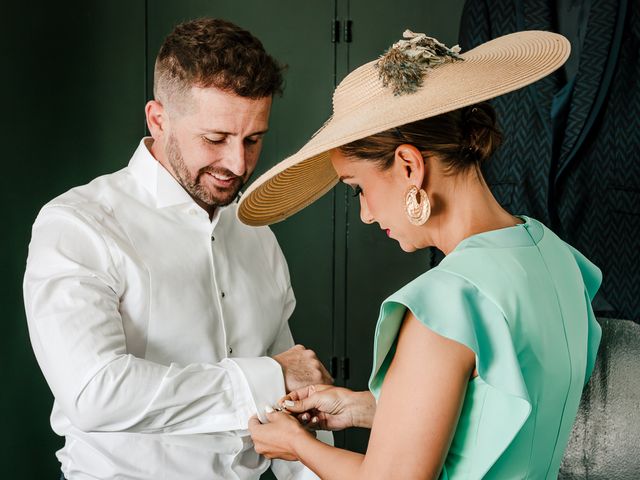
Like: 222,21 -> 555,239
238,30 -> 569,226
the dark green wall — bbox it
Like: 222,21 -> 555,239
1,2 -> 147,478
1,1 -> 462,477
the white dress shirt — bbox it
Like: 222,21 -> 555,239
24,138 -> 321,480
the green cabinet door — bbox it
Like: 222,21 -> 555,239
147,0 -> 466,459
339,0 -> 466,453
147,2 -> 338,382
1,1 -> 147,477
2,2 -> 466,477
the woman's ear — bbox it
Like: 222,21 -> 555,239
394,144 -> 425,186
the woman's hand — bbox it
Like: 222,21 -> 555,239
283,385 -> 377,430
248,410 -> 314,461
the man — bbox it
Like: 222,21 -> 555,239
23,18 -> 332,480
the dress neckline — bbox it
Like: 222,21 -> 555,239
451,215 -> 544,253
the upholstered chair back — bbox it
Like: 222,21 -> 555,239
560,318 -> 640,479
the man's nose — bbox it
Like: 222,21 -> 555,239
225,140 -> 247,177
359,196 -> 374,224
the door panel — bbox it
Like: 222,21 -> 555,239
341,0 -> 465,453
4,1 -> 467,477
147,1 -> 337,374
1,1 -> 147,476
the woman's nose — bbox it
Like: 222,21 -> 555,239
359,196 -> 374,224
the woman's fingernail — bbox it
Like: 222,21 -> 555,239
265,406 -> 274,414
284,400 -> 295,407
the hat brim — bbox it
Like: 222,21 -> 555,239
238,30 -> 570,226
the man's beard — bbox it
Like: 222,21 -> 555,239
166,134 -> 244,208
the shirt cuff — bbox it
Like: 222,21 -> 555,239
227,356 -> 286,425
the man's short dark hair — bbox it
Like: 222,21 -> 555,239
154,18 -> 284,110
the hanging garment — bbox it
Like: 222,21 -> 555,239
458,0 -> 640,322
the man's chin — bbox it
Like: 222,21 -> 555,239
201,188 -> 243,208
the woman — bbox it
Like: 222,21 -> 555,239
238,30 -> 601,479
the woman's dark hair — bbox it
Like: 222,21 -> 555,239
338,102 -> 503,174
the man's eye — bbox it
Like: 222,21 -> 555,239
244,136 -> 261,145
351,185 -> 363,197
203,136 -> 225,145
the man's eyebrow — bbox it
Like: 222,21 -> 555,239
247,129 -> 269,137
201,129 -> 269,136
201,129 -> 230,135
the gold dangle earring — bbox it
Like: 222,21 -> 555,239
404,185 -> 431,226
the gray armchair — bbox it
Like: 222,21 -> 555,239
560,318 -> 640,479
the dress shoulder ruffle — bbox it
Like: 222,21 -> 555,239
369,268 -> 532,477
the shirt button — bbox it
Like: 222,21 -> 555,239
221,291 -> 226,298
211,235 -> 215,242
228,345 -> 233,355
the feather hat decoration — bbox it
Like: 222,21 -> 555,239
376,30 -> 463,96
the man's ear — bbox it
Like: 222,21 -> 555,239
394,144 -> 425,186
145,100 -> 167,140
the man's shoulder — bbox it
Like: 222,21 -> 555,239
38,166 -> 137,224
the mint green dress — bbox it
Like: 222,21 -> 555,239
368,217 -> 602,479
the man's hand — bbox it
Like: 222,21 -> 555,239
272,345 -> 333,393
283,385 -> 376,431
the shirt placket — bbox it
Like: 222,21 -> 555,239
207,211 -> 232,359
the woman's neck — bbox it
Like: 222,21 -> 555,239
427,170 -> 521,255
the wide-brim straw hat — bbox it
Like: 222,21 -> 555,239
237,30 -> 570,226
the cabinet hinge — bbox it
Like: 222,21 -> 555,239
343,20 -> 353,43
331,20 -> 340,43
329,356 -> 338,378
329,356 -> 350,380
340,357 -> 350,380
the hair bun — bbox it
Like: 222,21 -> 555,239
460,102 -> 502,165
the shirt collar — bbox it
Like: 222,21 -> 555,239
128,138 -> 234,226
128,137 -> 195,209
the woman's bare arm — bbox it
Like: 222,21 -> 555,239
250,309 -> 475,479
